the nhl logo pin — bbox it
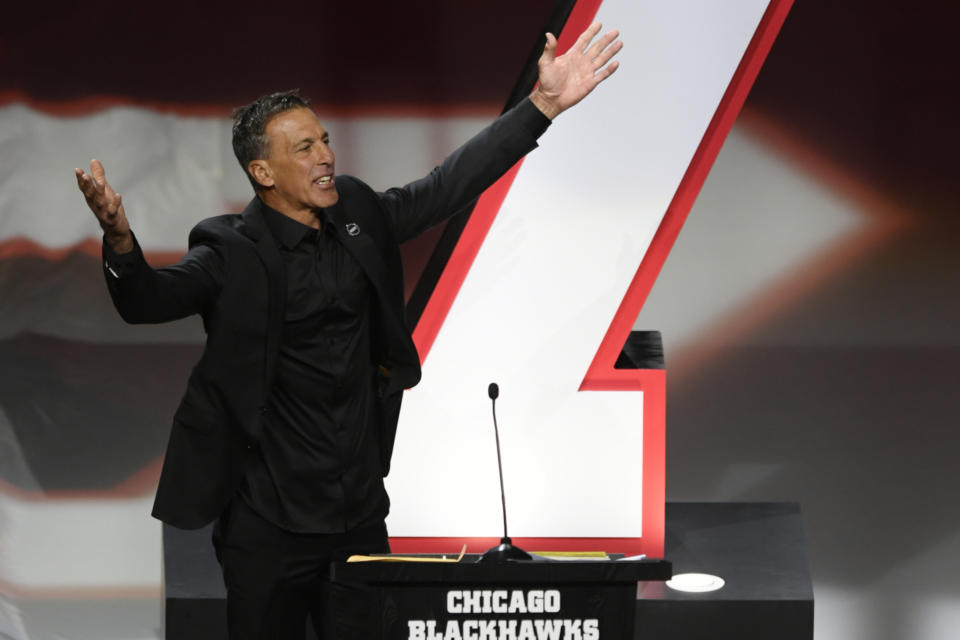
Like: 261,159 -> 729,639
345,222 -> 360,237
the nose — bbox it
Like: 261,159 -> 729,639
317,143 -> 334,165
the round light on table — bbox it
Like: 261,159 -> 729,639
665,573 -> 725,593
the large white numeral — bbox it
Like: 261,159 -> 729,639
387,0 -> 772,539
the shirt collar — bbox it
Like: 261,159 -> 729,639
258,198 -> 330,249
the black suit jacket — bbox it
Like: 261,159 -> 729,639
103,98 -> 550,529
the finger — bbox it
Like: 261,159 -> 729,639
90,171 -> 106,195
91,158 -> 114,198
89,177 -> 111,208
577,21 -> 603,53
593,39 -> 623,70
540,32 -> 557,64
78,172 -> 97,199
594,60 -> 620,85
90,158 -> 106,185
586,29 -> 620,61
75,170 -> 111,218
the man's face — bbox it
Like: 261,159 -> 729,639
253,107 -> 338,214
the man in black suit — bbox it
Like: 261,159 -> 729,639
75,23 -> 621,640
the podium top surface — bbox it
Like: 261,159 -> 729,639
162,502 -> 810,603
331,558 -> 672,585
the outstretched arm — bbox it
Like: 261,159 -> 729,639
529,22 -> 623,120
381,23 -> 622,240
75,159 -> 134,253
73,159 -> 223,323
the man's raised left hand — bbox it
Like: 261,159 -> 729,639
530,22 -> 623,120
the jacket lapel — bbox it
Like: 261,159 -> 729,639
327,201 -> 420,392
240,198 -> 286,391
326,201 -> 393,306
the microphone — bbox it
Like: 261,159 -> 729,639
478,381 -> 533,563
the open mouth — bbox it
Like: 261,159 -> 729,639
314,175 -> 334,186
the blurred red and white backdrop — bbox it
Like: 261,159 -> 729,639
3,1 -> 958,639
0,0 -> 781,578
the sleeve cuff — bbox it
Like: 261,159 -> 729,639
517,97 -> 553,140
102,232 -> 144,279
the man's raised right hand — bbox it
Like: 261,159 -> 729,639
75,159 -> 134,254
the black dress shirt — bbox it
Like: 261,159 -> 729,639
238,202 -> 388,533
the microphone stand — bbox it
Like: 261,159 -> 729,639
478,382 -> 533,563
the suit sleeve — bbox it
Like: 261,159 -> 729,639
102,222 -> 224,324
377,97 -> 551,243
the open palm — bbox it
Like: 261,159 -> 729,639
75,159 -> 133,253
532,22 -> 623,119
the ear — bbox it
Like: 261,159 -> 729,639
248,160 -> 274,188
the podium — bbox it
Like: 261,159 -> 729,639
331,558 -> 672,640
163,503 -> 812,639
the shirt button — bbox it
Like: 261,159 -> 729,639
258,406 -> 268,415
